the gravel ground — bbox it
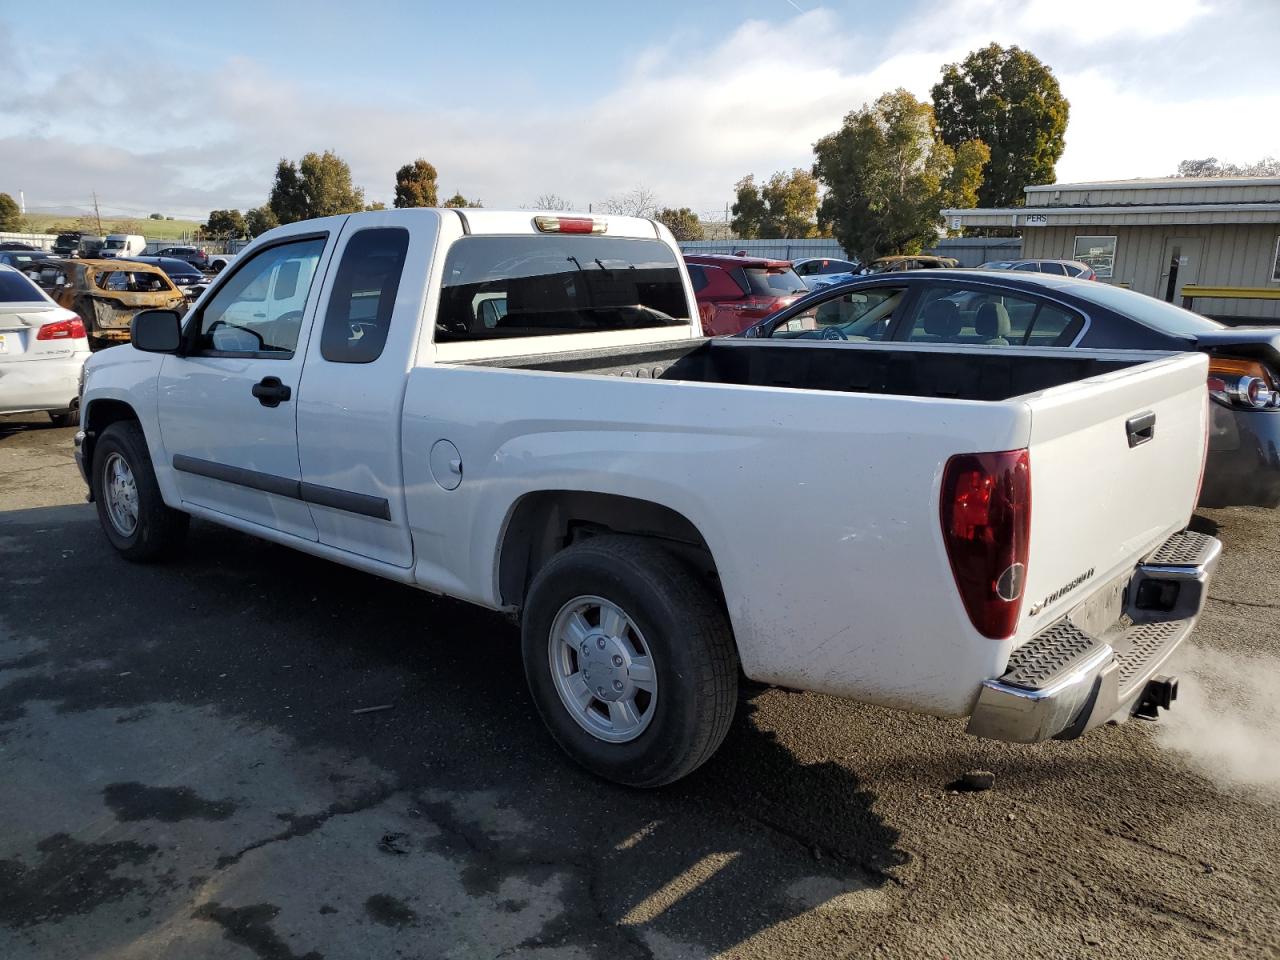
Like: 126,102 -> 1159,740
0,412 -> 1276,960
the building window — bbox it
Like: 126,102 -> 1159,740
1272,236 -> 1280,283
1073,236 -> 1117,280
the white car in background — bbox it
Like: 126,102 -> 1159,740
0,265 -> 90,426
208,252 -> 238,273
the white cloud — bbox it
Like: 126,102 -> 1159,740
0,0 -> 1272,221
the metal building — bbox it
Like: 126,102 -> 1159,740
943,177 -> 1280,322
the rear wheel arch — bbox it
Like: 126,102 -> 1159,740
497,491 -> 726,613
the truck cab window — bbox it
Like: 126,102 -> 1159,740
320,228 -> 410,363
435,236 -> 689,342
192,237 -> 325,356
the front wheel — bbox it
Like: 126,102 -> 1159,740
521,535 -> 739,787
91,421 -> 189,561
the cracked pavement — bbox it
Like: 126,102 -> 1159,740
1,413 -> 1278,959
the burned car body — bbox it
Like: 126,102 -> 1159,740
38,259 -> 186,345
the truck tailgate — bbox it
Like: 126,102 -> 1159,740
1016,352 -> 1209,641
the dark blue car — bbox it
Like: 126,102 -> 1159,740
742,269 -> 1280,508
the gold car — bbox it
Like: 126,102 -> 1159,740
39,259 -> 186,346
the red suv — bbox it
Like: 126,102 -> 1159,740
684,255 -> 808,336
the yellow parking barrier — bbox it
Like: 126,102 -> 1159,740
1181,284 -> 1280,308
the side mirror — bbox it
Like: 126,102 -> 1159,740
131,309 -> 182,354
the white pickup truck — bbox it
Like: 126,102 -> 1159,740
76,209 -> 1220,786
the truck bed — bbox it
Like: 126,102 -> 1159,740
471,337 -> 1151,402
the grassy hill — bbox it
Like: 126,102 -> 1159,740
18,213 -> 203,240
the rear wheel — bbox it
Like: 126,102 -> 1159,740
48,410 -> 77,428
91,421 -> 188,561
521,535 -> 738,787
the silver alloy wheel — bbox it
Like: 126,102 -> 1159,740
102,452 -> 140,537
548,595 -> 658,743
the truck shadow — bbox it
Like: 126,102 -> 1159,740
0,512 -> 905,956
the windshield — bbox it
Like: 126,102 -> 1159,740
436,236 -> 690,342
103,239 -> 127,249
742,266 -> 807,296
0,271 -> 48,302
1077,283 -> 1223,336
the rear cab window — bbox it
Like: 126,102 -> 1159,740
904,284 -> 1084,347
435,236 -> 690,342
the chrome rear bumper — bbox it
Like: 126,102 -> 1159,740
967,529 -> 1221,744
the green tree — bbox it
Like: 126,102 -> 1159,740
394,158 -> 439,208
945,139 -> 992,215
268,159 -> 307,223
761,169 -> 820,238
813,89 -> 988,261
245,205 -> 280,238
442,193 -> 482,208
656,207 -> 705,241
0,192 -> 21,231
730,176 -> 768,238
299,150 -> 365,217
931,43 -> 1068,207
149,212 -> 165,220
269,150 -> 365,223
206,209 -> 247,238
731,170 -> 819,238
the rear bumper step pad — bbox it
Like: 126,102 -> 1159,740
967,528 -> 1221,743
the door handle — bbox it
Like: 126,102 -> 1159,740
1126,411 -> 1156,448
251,376 -> 292,408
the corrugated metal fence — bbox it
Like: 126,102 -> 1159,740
679,239 -> 849,260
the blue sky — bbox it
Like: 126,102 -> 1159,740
0,0 -> 1275,221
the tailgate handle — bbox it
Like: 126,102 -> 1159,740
1126,411 -> 1156,448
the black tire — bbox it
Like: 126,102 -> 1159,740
48,410 -> 77,428
521,535 -> 738,787
91,421 -> 188,561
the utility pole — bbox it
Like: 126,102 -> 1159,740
92,191 -> 103,234
18,191 -> 24,214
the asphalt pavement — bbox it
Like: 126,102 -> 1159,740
1,412 -> 1277,960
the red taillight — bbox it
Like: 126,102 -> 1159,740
36,316 -> 86,340
940,449 -> 1031,640
533,215 -> 606,234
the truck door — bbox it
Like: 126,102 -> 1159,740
295,210 -> 439,568
156,227 -> 339,539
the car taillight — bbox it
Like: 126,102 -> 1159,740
36,316 -> 86,340
731,297 -> 783,312
1207,357 -> 1278,408
940,449 -> 1031,640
